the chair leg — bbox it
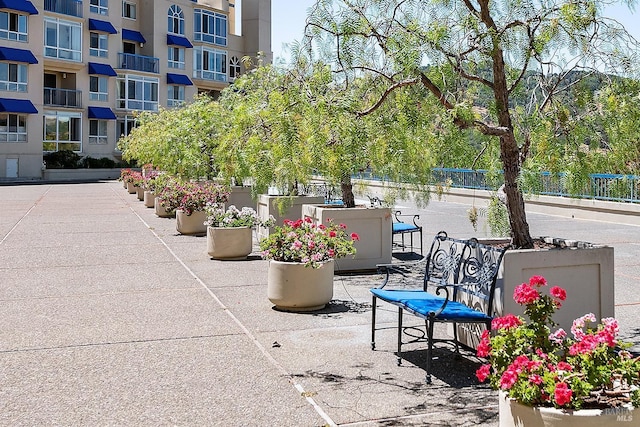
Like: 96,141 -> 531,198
426,317 -> 435,384
397,307 -> 403,366
453,321 -> 460,354
371,295 -> 377,350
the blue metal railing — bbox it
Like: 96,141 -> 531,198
357,168 -> 640,204
118,53 -> 159,73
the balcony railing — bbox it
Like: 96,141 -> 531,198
44,0 -> 83,17
118,53 -> 159,74
43,88 -> 82,108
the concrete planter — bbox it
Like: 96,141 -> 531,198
176,209 -> 207,236
154,197 -> 175,218
256,194 -> 325,241
227,186 -> 254,210
136,186 -> 144,201
267,260 -> 334,311
499,391 -> 638,427
126,182 -> 137,194
455,237 -> 614,348
143,191 -> 156,208
301,204 -> 392,272
206,226 -> 253,260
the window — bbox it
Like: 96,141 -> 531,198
0,62 -> 28,92
194,9 -> 227,46
89,76 -> 108,101
0,11 -> 28,42
89,120 -> 108,144
122,1 -> 136,19
117,115 -> 137,138
168,46 -> 185,69
116,74 -> 158,111
167,85 -> 184,107
168,5 -> 184,35
44,18 -> 82,62
43,111 -> 82,152
229,56 -> 240,80
90,0 -> 108,15
0,113 -> 27,142
193,46 -> 226,82
89,32 -> 108,57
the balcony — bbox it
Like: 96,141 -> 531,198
44,0 -> 83,17
44,88 -> 82,108
118,53 -> 159,74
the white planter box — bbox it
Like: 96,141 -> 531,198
227,186 -> 254,210
301,204 -> 392,272
455,238 -> 615,348
256,194 -> 325,241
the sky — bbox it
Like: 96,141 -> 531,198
270,1 -> 640,64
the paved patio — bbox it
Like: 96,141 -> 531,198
1,181 -> 638,426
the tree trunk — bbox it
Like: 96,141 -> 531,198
500,134 -> 534,249
341,174 -> 356,208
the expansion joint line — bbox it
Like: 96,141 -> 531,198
0,186 -> 52,246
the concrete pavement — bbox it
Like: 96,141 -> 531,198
1,181 -> 638,426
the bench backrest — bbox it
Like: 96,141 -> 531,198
455,239 -> 506,316
423,231 -> 469,289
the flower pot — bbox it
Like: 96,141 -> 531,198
154,198 -> 175,218
256,194 -> 325,241
136,186 -> 145,201
207,226 -> 253,260
143,191 -> 156,208
176,209 -> 207,235
499,391 -> 638,427
301,204 -> 392,272
267,260 -> 334,311
126,182 -> 137,194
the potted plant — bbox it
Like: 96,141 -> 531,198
175,181 -> 229,235
259,218 -> 359,311
204,204 -> 275,260
119,168 -> 133,189
476,275 -> 640,426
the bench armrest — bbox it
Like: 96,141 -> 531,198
393,211 -> 420,227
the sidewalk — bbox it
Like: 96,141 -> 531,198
1,181 -> 638,426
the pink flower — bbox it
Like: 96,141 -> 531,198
513,283 -> 540,305
554,382 -> 572,406
291,240 -> 303,250
499,368 -> 519,390
549,328 -> 567,344
529,275 -> 547,287
491,313 -> 523,330
557,361 -> 572,372
571,313 -> 596,340
529,374 -> 543,385
550,286 -> 566,301
329,231 -> 337,237
476,364 -> 491,382
602,317 -> 619,335
476,330 -> 491,357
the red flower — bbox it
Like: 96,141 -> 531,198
499,368 -> 519,390
329,231 -> 337,237
529,275 -> 547,287
513,283 -> 540,305
476,364 -> 491,382
350,232 -> 360,241
554,382 -> 572,406
476,330 -> 491,357
491,313 -> 523,330
529,374 -> 543,385
339,223 -> 347,229
557,361 -> 572,372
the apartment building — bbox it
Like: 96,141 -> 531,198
0,0 -> 272,179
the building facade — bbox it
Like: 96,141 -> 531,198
0,0 -> 272,179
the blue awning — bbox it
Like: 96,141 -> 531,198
87,106 -> 116,120
0,0 -> 38,14
0,46 -> 38,64
88,18 -> 117,34
166,34 -> 193,48
166,73 -> 193,86
0,98 -> 37,114
88,62 -> 117,76
122,29 -> 146,43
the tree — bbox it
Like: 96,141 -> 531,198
304,0 -> 639,248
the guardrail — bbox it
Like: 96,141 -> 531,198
356,168 -> 640,204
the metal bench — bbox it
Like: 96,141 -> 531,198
370,231 -> 506,383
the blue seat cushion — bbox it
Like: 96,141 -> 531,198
393,223 -> 419,232
371,289 -> 490,321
